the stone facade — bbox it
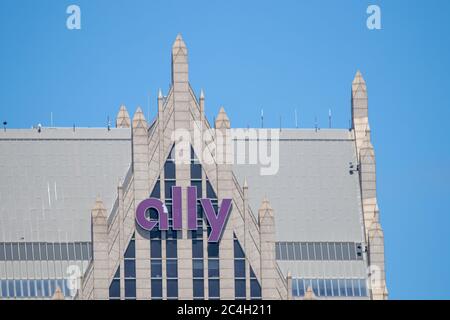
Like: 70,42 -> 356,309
76,35 -> 386,301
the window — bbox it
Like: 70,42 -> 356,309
166,240 -> 177,259
298,279 -> 305,296
164,161 -> 176,180
106,282 -> 116,300
292,278 -> 368,297
234,260 -> 245,278
342,243 -> 350,260
151,240 -> 162,258
301,243 -> 308,260
167,279 -> 178,299
191,163 -> 202,180
125,280 -> 136,299
165,180 -> 176,199
307,243 -> 315,260
208,243 -> 219,258
234,237 -> 246,299
321,243 -> 329,260
235,279 -> 246,299
193,260 -> 204,278
329,242 -> 336,260
314,243 -> 322,261
250,268 -> 262,299
335,243 -> 343,260
339,279 -> 347,297
275,242 -> 364,261
60,243 -> 68,260
0,243 -> 4,260
123,235 -> 136,299
208,259 -> 219,278
193,279 -> 204,299
191,181 -> 202,198
208,279 -> 220,299
166,237 -> 178,299
287,242 -> 295,260
151,279 -> 162,299
208,242 -> 220,299
67,243 -> 75,260
151,237 -> 162,299
206,180 -> 216,198
151,260 -> 162,278
124,239 -> 135,259
5,243 -> 12,260
150,180 -> 160,198
192,240 -> 203,258
167,260 -> 178,278
53,243 -> 61,260
124,260 -> 136,278
294,243 -> 301,260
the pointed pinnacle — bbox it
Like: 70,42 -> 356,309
353,70 -> 366,85
243,177 -> 248,189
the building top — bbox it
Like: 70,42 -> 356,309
0,128 -> 131,242
233,128 -> 364,243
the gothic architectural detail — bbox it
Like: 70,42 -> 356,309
0,35 -> 386,301
116,105 -> 131,128
352,71 -> 388,300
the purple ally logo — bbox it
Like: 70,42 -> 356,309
135,186 -> 232,242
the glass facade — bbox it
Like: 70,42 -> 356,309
292,278 -> 368,298
0,242 -> 91,261
233,234 -> 262,300
275,242 -> 364,261
0,278 -> 72,299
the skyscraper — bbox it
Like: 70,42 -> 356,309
0,35 -> 387,300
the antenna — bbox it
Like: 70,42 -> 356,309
279,115 -> 282,131
107,116 -> 111,131
295,109 -> 298,128
50,112 -> 53,127
315,116 -> 318,132
328,108 -> 332,129
261,108 -> 264,128
73,123 -> 76,132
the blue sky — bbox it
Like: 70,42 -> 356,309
1,0 -> 450,299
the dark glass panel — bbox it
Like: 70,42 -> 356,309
234,279 -> 246,298
124,260 -> 136,278
193,279 -> 204,298
233,240 -> 245,259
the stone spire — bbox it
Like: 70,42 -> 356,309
132,106 -> 147,130
116,105 -> 131,128
352,70 -> 368,120
171,34 -> 188,85
92,196 -> 107,220
52,286 -> 64,300
304,286 -> 317,300
215,107 -> 230,129
352,70 -> 370,151
158,89 -> 164,112
243,177 -> 248,190
199,89 -> 205,116
258,197 -> 277,299
91,196 -> 109,299
258,197 -> 274,220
